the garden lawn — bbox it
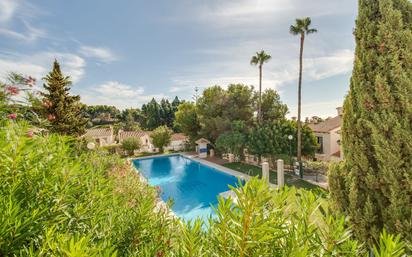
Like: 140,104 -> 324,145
223,162 -> 326,194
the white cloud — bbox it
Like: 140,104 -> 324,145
81,81 -> 166,110
94,81 -> 144,97
0,0 -> 47,43
170,48 -> 353,97
304,49 -> 354,80
0,21 -> 46,42
0,51 -> 86,84
174,0 -> 355,29
0,0 -> 19,23
79,46 -> 118,63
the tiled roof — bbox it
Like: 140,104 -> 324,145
83,127 -> 113,138
119,131 -> 151,142
171,133 -> 188,141
119,130 -> 188,142
308,116 -> 341,133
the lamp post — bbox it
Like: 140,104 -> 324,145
288,135 -> 293,170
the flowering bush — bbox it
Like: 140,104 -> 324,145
0,73 -> 38,121
0,122 -> 409,256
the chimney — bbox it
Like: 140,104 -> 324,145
337,107 -> 343,116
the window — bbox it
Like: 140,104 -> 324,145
317,136 -> 324,154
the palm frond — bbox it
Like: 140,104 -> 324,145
289,25 -> 301,35
307,28 -> 318,34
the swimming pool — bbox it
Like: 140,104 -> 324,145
133,154 -> 240,221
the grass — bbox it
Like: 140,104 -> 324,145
223,162 -> 326,194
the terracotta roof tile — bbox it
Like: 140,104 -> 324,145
83,127 -> 113,138
308,116 -> 341,133
171,133 -> 188,141
119,131 -> 151,141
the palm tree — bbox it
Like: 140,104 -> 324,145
290,17 -> 317,177
250,50 -> 271,122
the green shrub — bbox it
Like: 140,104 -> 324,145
305,160 -> 329,173
1,121 -> 409,256
150,126 -> 172,153
0,121 -> 176,256
121,137 -> 141,156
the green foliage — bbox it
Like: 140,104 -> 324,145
328,0 -> 412,244
290,16 -> 317,162
121,137 -> 141,156
197,84 -> 255,142
141,97 -> 181,130
84,105 -> 121,125
305,160 -> 329,172
0,73 -> 41,124
247,120 -> 318,160
178,178 -> 363,256
121,108 -> 142,131
150,125 -> 172,153
215,121 -> 247,157
260,89 -> 288,121
41,60 -> 87,135
250,50 -> 272,122
174,101 -> 200,142
1,121 -> 409,256
0,121 -> 176,256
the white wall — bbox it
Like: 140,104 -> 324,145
314,128 -> 342,161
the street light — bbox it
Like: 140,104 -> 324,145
287,135 -> 293,169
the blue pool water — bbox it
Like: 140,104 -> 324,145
133,154 -> 240,221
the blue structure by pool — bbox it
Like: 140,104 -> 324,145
133,154 -> 240,221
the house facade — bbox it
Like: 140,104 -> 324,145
308,107 -> 343,162
82,127 -> 114,147
118,130 -> 188,152
118,130 -> 155,152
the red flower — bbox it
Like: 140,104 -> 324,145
47,114 -> 56,121
6,86 -> 19,95
7,113 -> 17,119
27,130 -> 34,138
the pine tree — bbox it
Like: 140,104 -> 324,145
329,0 -> 412,243
42,60 -> 87,135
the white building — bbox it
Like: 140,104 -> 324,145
308,107 -> 343,162
82,127 -> 114,147
165,133 -> 188,151
118,130 -> 188,152
118,130 -> 155,152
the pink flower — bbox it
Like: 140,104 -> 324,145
27,130 -> 34,138
24,76 -> 36,87
6,86 -> 19,95
42,99 -> 52,108
7,113 -> 17,119
47,114 -> 56,121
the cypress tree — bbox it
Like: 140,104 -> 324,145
42,60 -> 87,135
329,0 -> 412,243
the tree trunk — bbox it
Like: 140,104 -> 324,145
258,64 -> 262,122
297,34 -> 304,162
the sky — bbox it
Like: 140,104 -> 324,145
0,0 -> 358,118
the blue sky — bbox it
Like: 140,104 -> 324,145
0,0 -> 357,118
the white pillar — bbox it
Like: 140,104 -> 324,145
262,162 -> 269,183
277,159 -> 284,188
228,153 -> 235,163
210,149 -> 215,157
